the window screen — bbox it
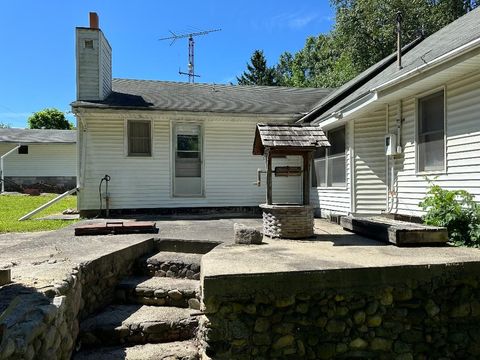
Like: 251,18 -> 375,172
418,91 -> 444,171
127,120 -> 151,156
312,126 -> 346,187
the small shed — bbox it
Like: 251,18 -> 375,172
253,123 -> 330,238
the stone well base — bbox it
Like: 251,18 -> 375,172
260,204 -> 314,239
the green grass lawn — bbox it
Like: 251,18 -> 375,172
0,194 -> 78,233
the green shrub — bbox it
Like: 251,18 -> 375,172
419,183 -> 480,247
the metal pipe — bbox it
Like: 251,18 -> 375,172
1,145 -> 21,193
396,11 -> 403,70
19,188 -> 78,221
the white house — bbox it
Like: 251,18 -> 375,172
71,14 -> 332,216
303,7 -> 480,218
0,128 -> 77,192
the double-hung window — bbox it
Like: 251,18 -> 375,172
127,120 -> 151,157
312,126 -> 346,187
417,90 -> 445,172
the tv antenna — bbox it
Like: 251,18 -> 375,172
159,28 -> 221,83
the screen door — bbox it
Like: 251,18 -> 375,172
174,124 -> 203,196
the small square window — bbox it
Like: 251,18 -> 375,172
18,145 -> 28,154
84,40 -> 94,49
127,120 -> 151,157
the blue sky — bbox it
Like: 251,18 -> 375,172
0,1 -> 334,128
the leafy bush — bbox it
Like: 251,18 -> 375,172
419,183 -> 480,247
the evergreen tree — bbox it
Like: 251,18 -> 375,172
237,50 -> 278,86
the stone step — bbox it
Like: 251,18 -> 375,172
74,340 -> 199,360
138,251 -> 202,279
341,215 -> 448,246
79,304 -> 198,348
116,276 -> 201,309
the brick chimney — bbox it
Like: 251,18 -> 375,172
75,12 -> 112,101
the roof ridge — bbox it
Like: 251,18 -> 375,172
112,78 -> 333,92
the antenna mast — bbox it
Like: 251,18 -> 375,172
159,28 -> 221,83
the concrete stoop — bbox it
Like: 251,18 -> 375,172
73,340 -> 199,360
116,276 -> 200,308
75,244 -> 208,359
341,215 -> 448,246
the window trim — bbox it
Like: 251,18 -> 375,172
312,125 -> 347,190
124,119 -> 153,158
415,86 -> 447,175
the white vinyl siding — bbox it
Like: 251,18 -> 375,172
354,108 -> 387,214
0,143 -> 76,177
77,111 -> 301,210
389,71 -> 480,216
310,122 -> 352,216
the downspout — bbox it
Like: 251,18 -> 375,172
76,113 -> 88,190
1,145 -> 21,193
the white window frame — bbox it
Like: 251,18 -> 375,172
415,86 -> 447,175
124,119 -> 153,158
312,125 -> 347,189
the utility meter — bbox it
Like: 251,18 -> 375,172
385,134 -> 397,156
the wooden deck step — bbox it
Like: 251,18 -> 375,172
73,340 -> 199,360
138,252 -> 202,280
78,305 -> 198,348
116,276 -> 200,308
340,215 -> 448,246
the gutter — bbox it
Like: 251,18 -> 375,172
373,35 -> 480,92
315,35 -> 480,127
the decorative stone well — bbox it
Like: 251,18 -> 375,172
253,124 -> 330,239
260,203 -> 314,238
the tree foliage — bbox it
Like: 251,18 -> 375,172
0,122 -> 10,128
238,0 -> 478,88
237,50 -> 278,86
28,108 -> 73,130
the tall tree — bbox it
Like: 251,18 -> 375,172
28,108 -> 73,130
237,50 -> 278,86
274,0 -> 478,88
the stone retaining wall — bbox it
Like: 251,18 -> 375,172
0,239 -> 153,359
202,262 -> 480,359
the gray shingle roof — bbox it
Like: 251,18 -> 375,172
305,6 -> 480,122
253,123 -> 330,155
0,129 -> 76,144
72,79 -> 333,116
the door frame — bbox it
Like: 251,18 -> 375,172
171,121 -> 205,197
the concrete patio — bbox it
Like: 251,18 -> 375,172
2,217 -> 480,292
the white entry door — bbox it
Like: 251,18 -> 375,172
173,124 -> 203,196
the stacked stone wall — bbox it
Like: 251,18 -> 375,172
202,263 -> 480,359
0,239 -> 153,359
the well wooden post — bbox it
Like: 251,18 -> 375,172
266,149 -> 273,205
303,152 -> 311,205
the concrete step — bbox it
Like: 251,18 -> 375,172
341,215 -> 448,246
79,304 -> 198,348
138,252 -> 202,279
116,276 -> 200,308
74,340 -> 199,360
